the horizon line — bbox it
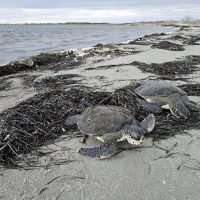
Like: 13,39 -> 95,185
0,20 -> 189,25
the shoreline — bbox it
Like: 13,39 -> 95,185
0,26 -> 200,200
0,24 -> 177,66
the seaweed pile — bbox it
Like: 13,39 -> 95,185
0,82 -> 200,166
128,32 -> 199,47
184,35 -> 200,45
129,33 -> 166,45
131,55 -> 200,77
31,52 -> 68,66
0,60 -> 36,77
86,43 -> 127,57
0,51 -> 84,77
179,83 -> 200,96
169,35 -> 188,41
0,87 -> 138,166
35,51 -> 83,72
151,41 -> 185,51
168,34 -> 200,45
31,74 -> 82,91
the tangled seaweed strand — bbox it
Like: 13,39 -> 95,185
0,51 -> 83,77
128,33 -> 166,45
33,74 -> 82,91
180,83 -> 200,96
0,62 -> 36,77
0,83 -> 200,166
131,55 -> 200,77
151,41 -> 185,51
0,87 -> 139,166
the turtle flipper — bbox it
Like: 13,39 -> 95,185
136,98 -> 162,113
78,140 -> 119,159
140,114 -> 156,133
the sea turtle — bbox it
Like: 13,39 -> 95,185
65,105 -> 155,158
10,58 -> 34,67
134,81 -> 199,119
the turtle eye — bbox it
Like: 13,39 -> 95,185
130,132 -> 140,140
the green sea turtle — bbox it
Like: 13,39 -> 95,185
65,105 -> 155,158
135,81 -> 199,119
10,58 -> 34,67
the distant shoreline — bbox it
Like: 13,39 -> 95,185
1,20 -> 200,27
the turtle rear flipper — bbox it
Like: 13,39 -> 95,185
136,98 -> 162,113
140,114 -> 156,133
78,140 -> 119,159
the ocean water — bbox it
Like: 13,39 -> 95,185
0,24 -> 177,65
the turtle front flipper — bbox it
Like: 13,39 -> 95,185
170,103 -> 190,119
140,113 -> 156,133
78,140 -> 119,159
136,98 -> 162,113
167,94 -> 190,119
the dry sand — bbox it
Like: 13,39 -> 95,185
0,27 -> 200,200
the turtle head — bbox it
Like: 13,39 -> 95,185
124,126 -> 145,145
126,134 -> 144,145
124,114 -> 156,145
170,103 -> 190,119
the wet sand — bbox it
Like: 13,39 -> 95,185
0,27 -> 200,200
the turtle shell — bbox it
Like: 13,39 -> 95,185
135,81 -> 187,98
78,105 -> 135,136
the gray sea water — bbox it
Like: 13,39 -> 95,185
0,24 -> 177,65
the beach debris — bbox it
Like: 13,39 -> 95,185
32,51 -> 83,71
0,81 -> 199,166
0,60 -> 36,77
31,74 -> 82,91
151,41 -> 185,51
168,34 -> 200,45
129,33 -> 166,45
0,88 -> 138,166
131,55 -> 200,77
169,35 -> 188,41
0,51 -> 84,77
179,83 -> 200,96
184,35 -> 200,45
85,43 -> 126,57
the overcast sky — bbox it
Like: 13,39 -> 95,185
0,0 -> 200,23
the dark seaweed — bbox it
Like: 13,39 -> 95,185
0,51 -> 83,77
33,74 -> 82,91
131,55 -> 200,77
0,82 -> 200,166
0,62 -> 36,77
151,41 -> 185,51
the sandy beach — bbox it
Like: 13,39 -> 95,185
0,26 -> 200,200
